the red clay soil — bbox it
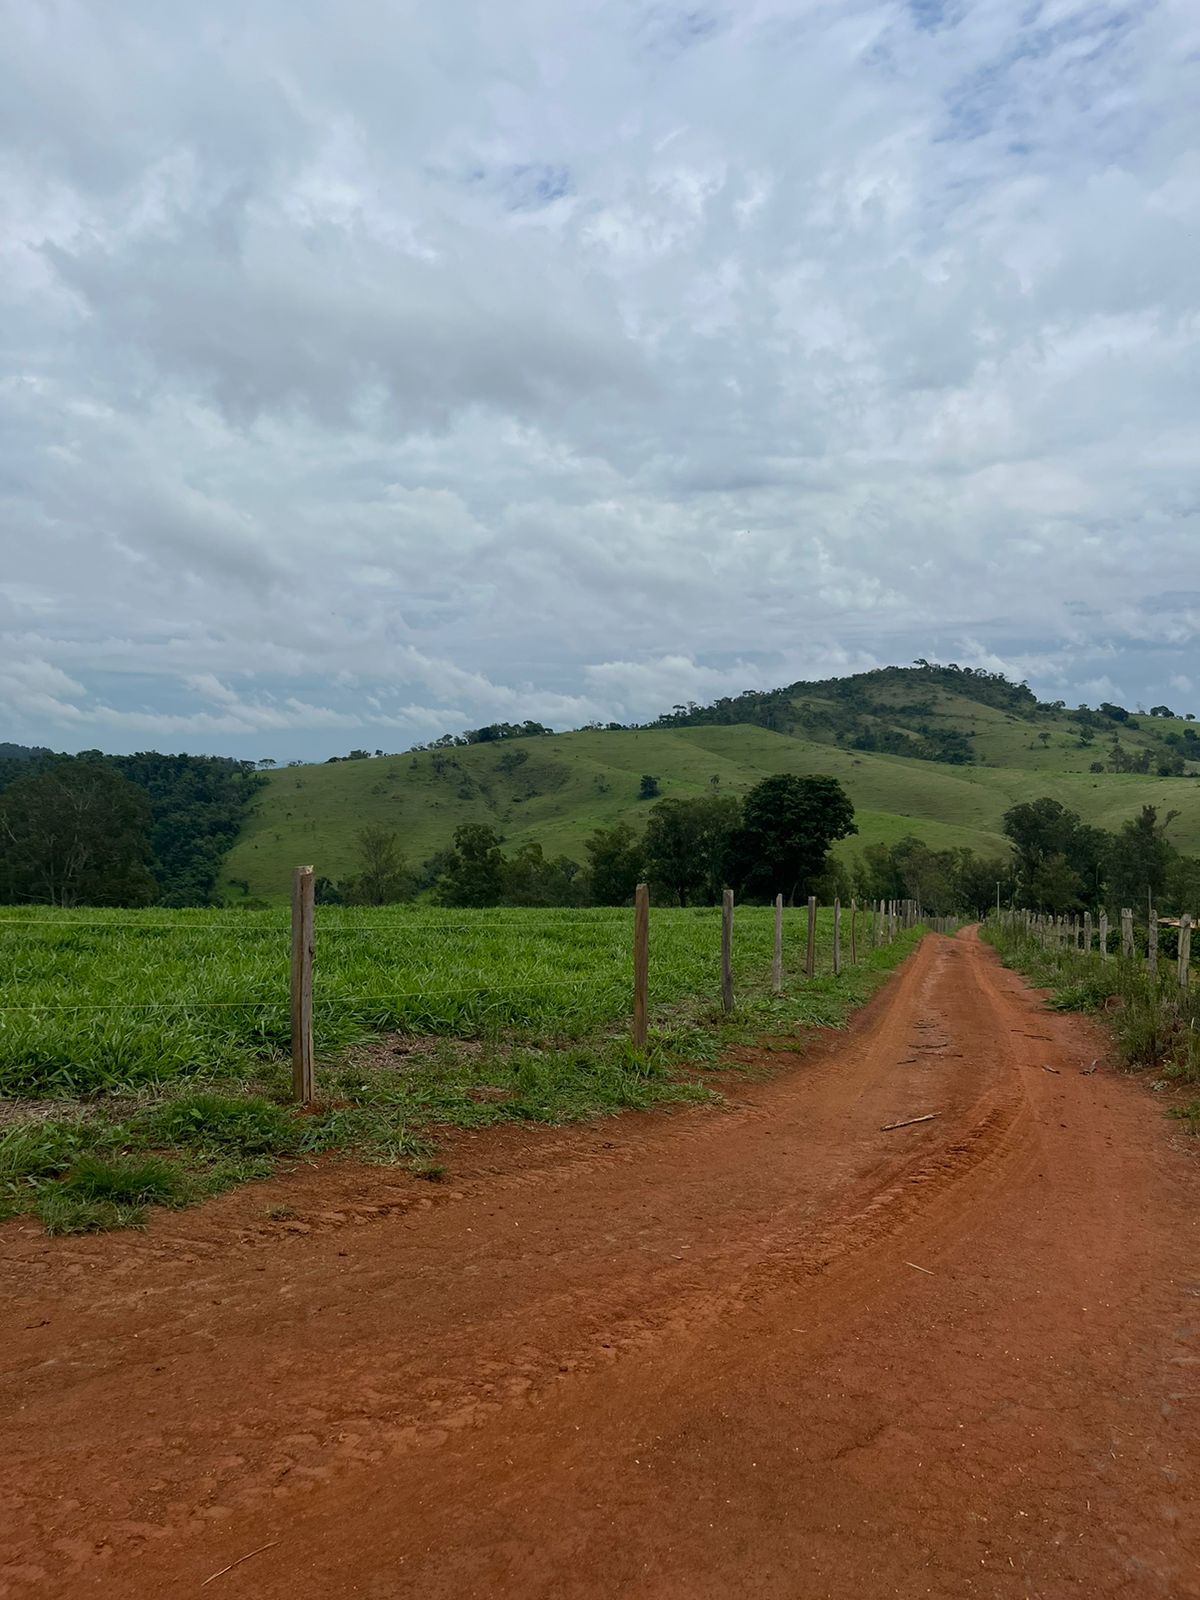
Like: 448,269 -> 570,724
2,928 -> 1198,1599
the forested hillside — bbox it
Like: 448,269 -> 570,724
0,748 -> 265,906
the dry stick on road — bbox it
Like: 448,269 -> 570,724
771,893 -> 783,995
290,865 -> 316,1106
632,882 -> 649,1051
721,889 -> 735,1014
880,1112 -> 939,1131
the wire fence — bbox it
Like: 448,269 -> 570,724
0,886 -> 934,1102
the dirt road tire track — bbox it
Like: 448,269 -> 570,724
2,928 -> 1197,1597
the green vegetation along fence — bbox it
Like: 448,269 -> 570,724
984,904 -> 1200,1086
0,882 -> 938,1104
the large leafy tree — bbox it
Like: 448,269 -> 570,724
584,823 -> 644,906
502,843 -> 588,906
644,795 -> 741,906
435,823 -> 508,907
343,826 -> 414,905
1002,797 -> 1107,911
0,760 -> 156,907
731,774 -> 856,903
1104,806 -> 1177,914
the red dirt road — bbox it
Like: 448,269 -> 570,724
3,929 -> 1199,1598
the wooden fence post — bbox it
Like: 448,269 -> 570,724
1083,911 -> 1092,953
772,893 -> 783,994
1147,911 -> 1158,980
290,865 -> 316,1105
850,897 -> 858,964
721,888 -> 734,1013
1099,910 -> 1109,961
806,896 -> 817,978
632,882 -> 649,1050
1179,913 -> 1192,991
1121,908 -> 1134,960
833,898 -> 842,976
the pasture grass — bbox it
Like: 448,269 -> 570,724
0,904 -> 921,1231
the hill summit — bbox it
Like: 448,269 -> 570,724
221,663 -> 1200,902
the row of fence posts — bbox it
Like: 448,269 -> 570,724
290,866 -> 929,1105
993,904 -> 1193,989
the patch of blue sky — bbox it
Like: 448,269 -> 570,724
937,1 -> 1144,147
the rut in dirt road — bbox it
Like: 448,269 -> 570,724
2,928 -> 1198,1599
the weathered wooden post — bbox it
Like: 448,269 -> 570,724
1179,913 -> 1192,991
632,882 -> 649,1049
772,892 -> 783,995
1147,911 -> 1158,980
832,898 -> 842,976
290,865 -> 316,1105
805,895 -> 817,978
1099,909 -> 1109,961
720,889 -> 734,1013
1083,911 -> 1092,953
850,897 -> 858,964
1121,908 -> 1134,960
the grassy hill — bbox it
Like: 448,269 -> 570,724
222,666 -> 1200,903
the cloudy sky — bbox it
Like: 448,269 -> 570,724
2,0 -> 1198,759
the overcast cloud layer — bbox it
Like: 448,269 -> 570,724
2,0 -> 1198,757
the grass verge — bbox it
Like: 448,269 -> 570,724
982,919 -> 1200,1133
1,926 -> 921,1234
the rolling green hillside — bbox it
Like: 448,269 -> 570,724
223,692 -> 1200,904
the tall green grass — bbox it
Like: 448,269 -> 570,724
0,903 -> 861,1096
0,905 -> 919,1232
982,917 -> 1200,1086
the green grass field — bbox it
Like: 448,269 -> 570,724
0,903 -> 919,1232
224,720 -> 1200,905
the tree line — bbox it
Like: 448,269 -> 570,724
999,797 -> 1200,916
317,774 -> 857,908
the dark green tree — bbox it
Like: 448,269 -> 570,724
435,823 -> 507,907
955,851 -> 1017,916
639,774 -> 661,800
730,774 -> 856,903
1104,806 -> 1177,914
644,795 -> 741,905
343,826 -> 414,905
1002,797 -> 1107,911
1027,852 -> 1086,914
584,823 -> 644,905
502,843 -> 589,906
0,761 -> 156,907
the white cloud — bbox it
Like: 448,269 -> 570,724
0,0 -> 1197,757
